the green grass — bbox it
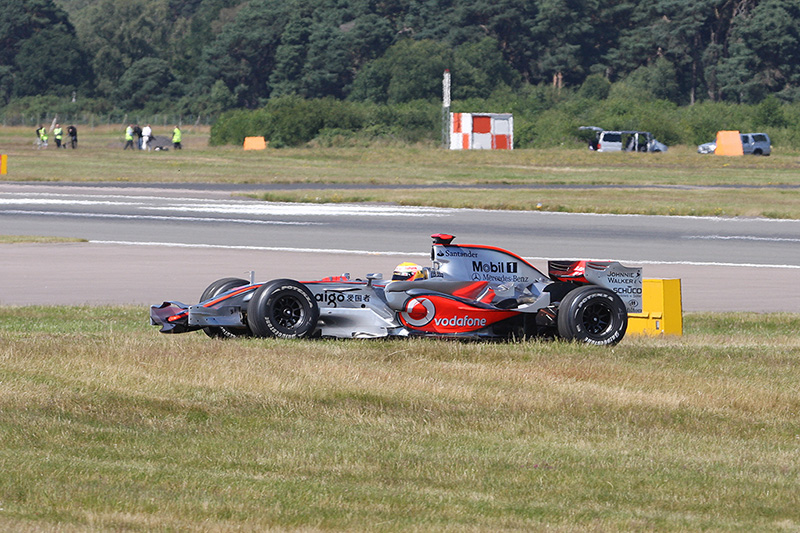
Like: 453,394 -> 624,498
1,306 -> 799,531
2,125 -> 800,217
252,186 -> 800,218
0,235 -> 86,244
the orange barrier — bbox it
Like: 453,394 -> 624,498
1,154 -> 6,175
715,130 -> 743,156
243,136 -> 267,150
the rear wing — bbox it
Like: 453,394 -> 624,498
549,261 -> 642,313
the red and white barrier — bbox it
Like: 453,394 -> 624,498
450,113 -> 513,150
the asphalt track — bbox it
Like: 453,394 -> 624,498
2,181 -> 799,312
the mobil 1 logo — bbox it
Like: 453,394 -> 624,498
472,260 -> 518,274
471,260 -> 528,283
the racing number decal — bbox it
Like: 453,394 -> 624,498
401,297 -> 436,327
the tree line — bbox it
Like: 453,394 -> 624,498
3,0 -> 800,118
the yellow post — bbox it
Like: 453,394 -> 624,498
627,279 -> 683,336
1,154 -> 7,175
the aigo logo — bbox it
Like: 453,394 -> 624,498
401,297 -> 436,327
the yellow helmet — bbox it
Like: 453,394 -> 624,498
392,262 -> 425,281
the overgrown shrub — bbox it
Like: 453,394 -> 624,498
1,95 -> 114,125
578,74 -> 611,100
211,97 -> 440,147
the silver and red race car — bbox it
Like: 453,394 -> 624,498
150,234 -> 642,345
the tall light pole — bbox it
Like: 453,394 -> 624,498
442,69 -> 451,149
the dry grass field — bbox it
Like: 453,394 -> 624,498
2,126 -> 799,530
1,307 -> 799,531
2,125 -> 800,218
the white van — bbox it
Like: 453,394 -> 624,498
580,127 -> 668,152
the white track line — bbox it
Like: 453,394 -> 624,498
89,240 -> 800,268
1,210 -> 319,226
90,240 -> 429,257
684,235 -> 800,243
0,197 -> 453,217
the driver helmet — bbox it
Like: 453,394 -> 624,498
392,262 -> 425,281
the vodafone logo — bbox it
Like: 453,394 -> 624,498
401,297 -> 435,327
433,315 -> 487,328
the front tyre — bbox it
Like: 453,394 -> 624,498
557,286 -> 627,345
247,279 -> 319,339
200,277 -> 252,339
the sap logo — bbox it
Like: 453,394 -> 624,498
433,315 -> 487,328
472,261 -> 518,274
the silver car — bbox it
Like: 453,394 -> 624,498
580,126 -> 668,152
697,133 -> 771,155
150,233 -> 642,345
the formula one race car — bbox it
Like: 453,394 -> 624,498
151,234 -> 642,345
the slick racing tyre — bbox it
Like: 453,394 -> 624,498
247,279 -> 319,339
200,277 -> 252,339
557,286 -> 627,345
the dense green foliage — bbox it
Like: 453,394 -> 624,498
3,0 -> 800,117
210,96 -> 441,147
210,87 -> 800,149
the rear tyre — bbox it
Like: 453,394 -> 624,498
557,286 -> 627,345
200,277 -> 251,338
246,279 -> 319,339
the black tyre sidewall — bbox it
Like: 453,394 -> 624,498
247,279 -> 319,339
557,286 -> 627,345
200,277 -> 251,338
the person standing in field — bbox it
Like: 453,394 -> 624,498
53,123 -> 63,148
36,125 -> 48,149
133,124 -> 142,149
172,125 -> 182,150
124,124 -> 135,150
142,124 -> 152,151
67,125 -> 78,149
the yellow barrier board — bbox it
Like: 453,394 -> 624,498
1,154 -> 7,175
243,137 -> 267,150
627,278 -> 683,336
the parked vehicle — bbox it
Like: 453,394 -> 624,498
150,234 -> 643,345
579,126 -> 668,153
697,133 -> 771,155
